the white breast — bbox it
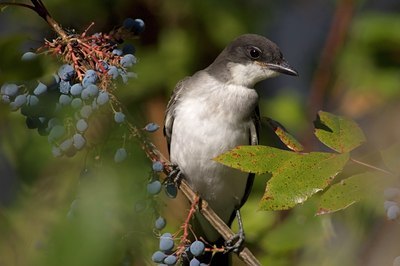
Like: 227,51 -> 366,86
169,73 -> 258,240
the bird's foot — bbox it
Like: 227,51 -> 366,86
225,232 -> 245,253
163,164 -> 184,198
166,164 -> 184,187
224,210 -> 245,253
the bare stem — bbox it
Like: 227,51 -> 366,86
351,158 -> 396,177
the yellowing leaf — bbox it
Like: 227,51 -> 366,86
314,111 -> 366,153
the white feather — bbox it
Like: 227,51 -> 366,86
169,71 -> 258,241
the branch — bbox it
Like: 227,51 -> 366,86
125,123 -> 261,265
0,0 -> 68,39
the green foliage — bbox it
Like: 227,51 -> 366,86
216,111 -> 393,215
314,111 -> 366,153
317,172 -> 384,215
339,13 -> 400,97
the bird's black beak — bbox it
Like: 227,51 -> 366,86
266,60 -> 298,76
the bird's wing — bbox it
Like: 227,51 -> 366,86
163,77 -> 190,154
238,106 -> 260,209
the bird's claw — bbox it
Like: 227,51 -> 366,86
225,231 -> 245,253
166,164 -> 184,187
224,209 -> 245,253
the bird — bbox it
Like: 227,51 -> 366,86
164,33 -> 298,265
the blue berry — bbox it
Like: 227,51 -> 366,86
58,64 -> 75,81
86,84 -> 99,97
190,241 -> 205,257
144,122 -> 160,132
107,66 -> 119,79
147,180 -> 162,195
164,255 -> 177,265
52,146 -> 62,157
59,138 -> 73,151
96,91 -> 109,105
73,133 -> 86,150
165,183 -> 178,199
59,80 -> 71,94
48,125 -> 65,142
76,119 -> 88,132
152,161 -> 164,172
10,94 -> 26,110
120,54 -> 136,68
114,112 -> 125,123
33,82 -> 47,95
155,216 -> 166,230
71,98 -> 83,109
151,251 -> 167,263
189,258 -> 200,266
82,70 -> 98,87
21,51 -> 37,61
122,44 -> 135,55
70,83 -> 83,96
59,94 -> 72,106
132,19 -> 145,34
387,205 -> 400,220
122,18 -> 135,30
384,200 -> 397,211
80,105 -> 93,118
81,88 -> 91,100
159,233 -> 174,251
1,83 -> 19,97
114,148 -> 127,163
26,95 -> 39,106
112,49 -> 123,56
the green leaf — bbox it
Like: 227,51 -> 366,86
314,111 -> 366,153
317,172 -> 385,215
215,146 -> 349,210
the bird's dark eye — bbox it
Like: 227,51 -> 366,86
248,46 -> 262,60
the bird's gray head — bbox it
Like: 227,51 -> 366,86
206,34 -> 298,87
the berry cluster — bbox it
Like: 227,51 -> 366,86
146,163 -> 221,265
0,18 -> 145,159
383,187 -> 400,221
152,236 -> 208,266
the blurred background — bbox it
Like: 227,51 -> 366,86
1,0 -> 400,265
